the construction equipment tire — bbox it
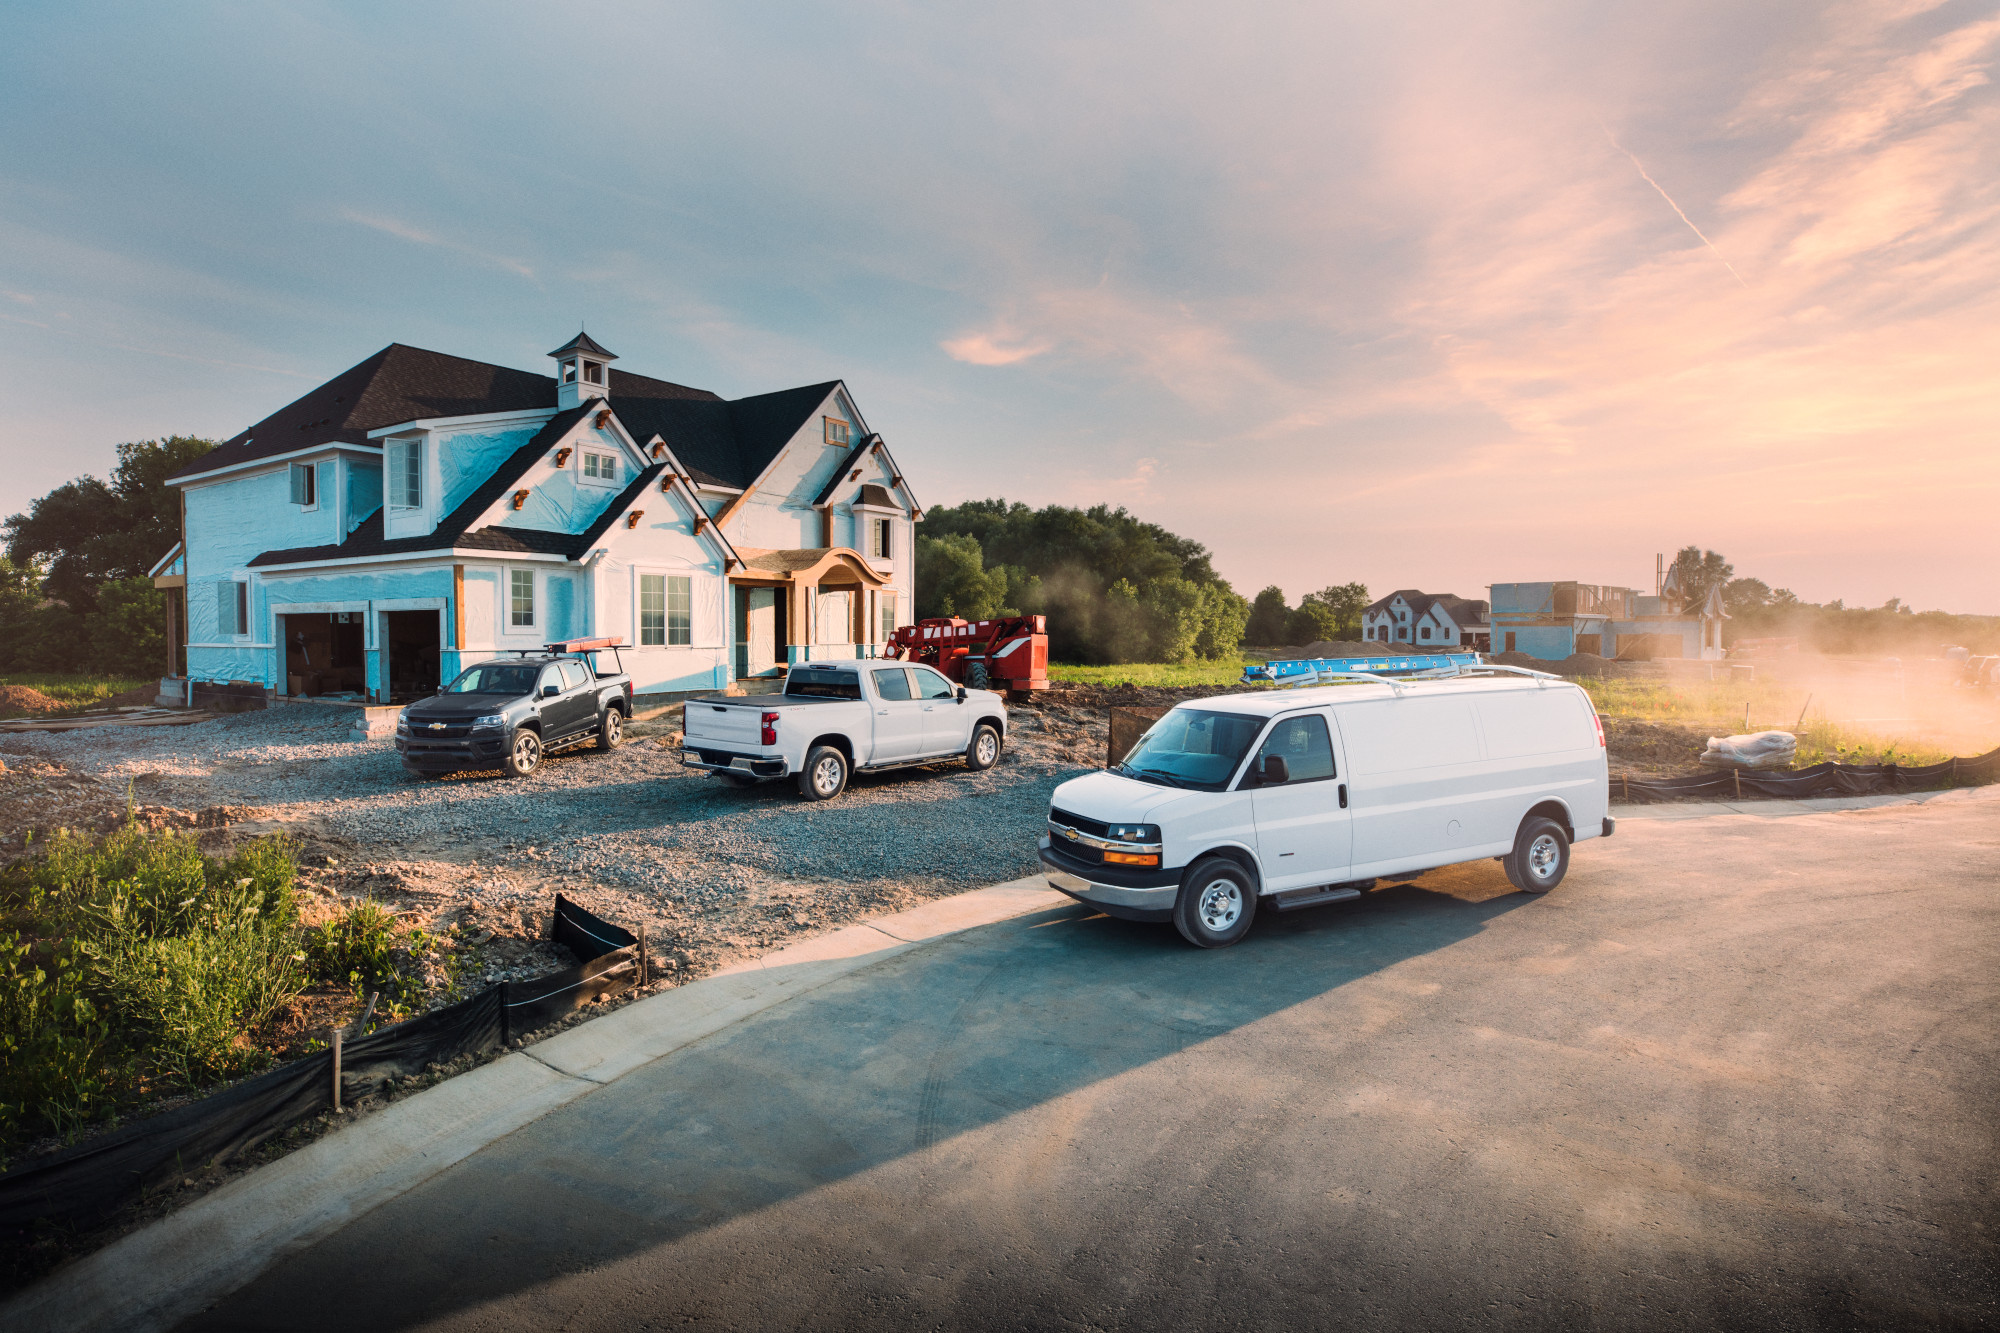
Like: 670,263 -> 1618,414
966,661 -> 990,691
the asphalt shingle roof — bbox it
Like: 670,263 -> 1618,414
170,344 -> 721,483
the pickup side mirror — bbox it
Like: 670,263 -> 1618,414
435,687 -> 445,695
956,686 -> 968,702
1260,754 -> 1290,785
541,684 -> 560,699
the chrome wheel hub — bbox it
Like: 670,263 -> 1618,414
1528,833 -> 1560,879
813,756 -> 843,794
605,713 -> 621,743
514,734 -> 540,771
1197,878 -> 1242,932
976,732 -> 998,765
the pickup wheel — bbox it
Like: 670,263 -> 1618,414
1504,816 -> 1569,893
1173,858 -> 1257,949
596,707 -> 623,751
502,729 -> 542,778
966,722 -> 1002,771
798,745 -> 849,801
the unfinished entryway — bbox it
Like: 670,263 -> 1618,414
381,609 -> 442,702
281,613 -> 366,697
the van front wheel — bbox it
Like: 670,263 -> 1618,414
1504,816 -> 1569,893
1173,859 -> 1257,948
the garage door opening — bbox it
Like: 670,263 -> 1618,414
282,613 -> 366,698
383,610 -> 442,702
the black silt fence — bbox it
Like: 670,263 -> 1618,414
0,896 -> 642,1235
1614,745 -> 2000,803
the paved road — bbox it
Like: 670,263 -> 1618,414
191,793 -> 2000,1331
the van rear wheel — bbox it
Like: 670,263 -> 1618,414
1505,816 -> 1569,893
1173,858 -> 1257,948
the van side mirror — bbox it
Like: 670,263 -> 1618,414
542,684 -> 560,699
1261,754 -> 1290,785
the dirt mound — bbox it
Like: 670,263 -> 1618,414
0,684 -> 63,715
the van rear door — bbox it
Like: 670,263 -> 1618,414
1245,710 -> 1351,890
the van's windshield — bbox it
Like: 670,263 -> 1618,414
1114,709 -> 1265,790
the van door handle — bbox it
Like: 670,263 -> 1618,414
1339,783 -> 1348,809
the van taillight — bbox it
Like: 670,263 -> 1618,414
1591,709 -> 1605,748
761,712 -> 779,746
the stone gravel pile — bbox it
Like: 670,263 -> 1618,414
1,696 -> 1111,978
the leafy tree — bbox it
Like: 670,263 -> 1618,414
1665,546 -> 1733,613
4,437 -> 214,612
1244,586 -> 1291,645
914,533 -> 1010,620
87,577 -> 168,678
921,499 -> 1247,663
1722,577 -> 1772,614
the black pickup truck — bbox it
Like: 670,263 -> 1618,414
396,640 -> 634,778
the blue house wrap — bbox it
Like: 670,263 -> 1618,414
165,333 -> 924,706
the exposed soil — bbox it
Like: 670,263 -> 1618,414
0,685 -> 64,716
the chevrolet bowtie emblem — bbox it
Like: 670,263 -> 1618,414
1062,826 -> 1080,840
428,722 -> 446,732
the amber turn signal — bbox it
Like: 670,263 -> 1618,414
1102,851 -> 1160,867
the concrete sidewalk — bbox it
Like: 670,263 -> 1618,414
4,877 -> 1068,1333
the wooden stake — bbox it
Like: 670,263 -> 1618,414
637,924 -> 648,986
1794,694 -> 1812,732
331,1027 -> 342,1112
1733,768 -> 1741,801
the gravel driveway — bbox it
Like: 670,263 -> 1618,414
0,697 -> 1109,978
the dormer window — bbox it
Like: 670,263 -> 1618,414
580,450 -> 619,485
387,439 -> 423,509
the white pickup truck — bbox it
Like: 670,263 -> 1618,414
681,661 -> 1011,800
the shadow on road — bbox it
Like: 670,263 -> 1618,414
193,874 -> 1529,1331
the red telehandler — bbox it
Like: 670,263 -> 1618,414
885,616 -> 1050,694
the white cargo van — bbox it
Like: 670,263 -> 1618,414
1038,673 -> 1611,947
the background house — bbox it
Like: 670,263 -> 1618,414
163,333 -> 919,708
1488,578 -> 1724,660
1361,590 -> 1490,650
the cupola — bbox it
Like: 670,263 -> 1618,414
549,330 -> 617,409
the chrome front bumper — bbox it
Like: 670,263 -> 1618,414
1038,839 -> 1180,921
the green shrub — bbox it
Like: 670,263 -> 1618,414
303,900 -> 450,1017
0,826 -> 304,1155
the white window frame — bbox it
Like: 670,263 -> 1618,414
871,517 -> 892,560
578,449 -> 621,488
879,589 -> 898,644
638,573 -> 666,646
509,569 -> 536,630
387,439 -> 423,510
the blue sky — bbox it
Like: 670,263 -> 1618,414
3,1 -> 1996,610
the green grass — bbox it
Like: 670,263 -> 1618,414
1579,677 -> 1953,767
0,674 -> 152,715
0,825 -> 467,1164
1047,655 -> 1262,688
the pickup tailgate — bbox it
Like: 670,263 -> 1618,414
685,699 -> 766,749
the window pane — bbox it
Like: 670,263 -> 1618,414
915,667 -> 956,699
639,574 -> 665,646
1255,714 -> 1336,783
234,583 -> 248,635
872,667 -> 912,701
218,581 -> 235,635
668,576 -> 692,646
510,570 -> 535,626
880,595 -> 896,643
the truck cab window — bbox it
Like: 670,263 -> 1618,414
913,667 -> 956,699
871,667 -> 913,701
537,666 -> 564,696
1254,714 -> 1336,783
559,661 -> 591,691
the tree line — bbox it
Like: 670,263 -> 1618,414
914,499 -> 1378,664
2,437 -> 215,679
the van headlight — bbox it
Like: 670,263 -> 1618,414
1105,823 -> 1161,845
471,714 -> 504,731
